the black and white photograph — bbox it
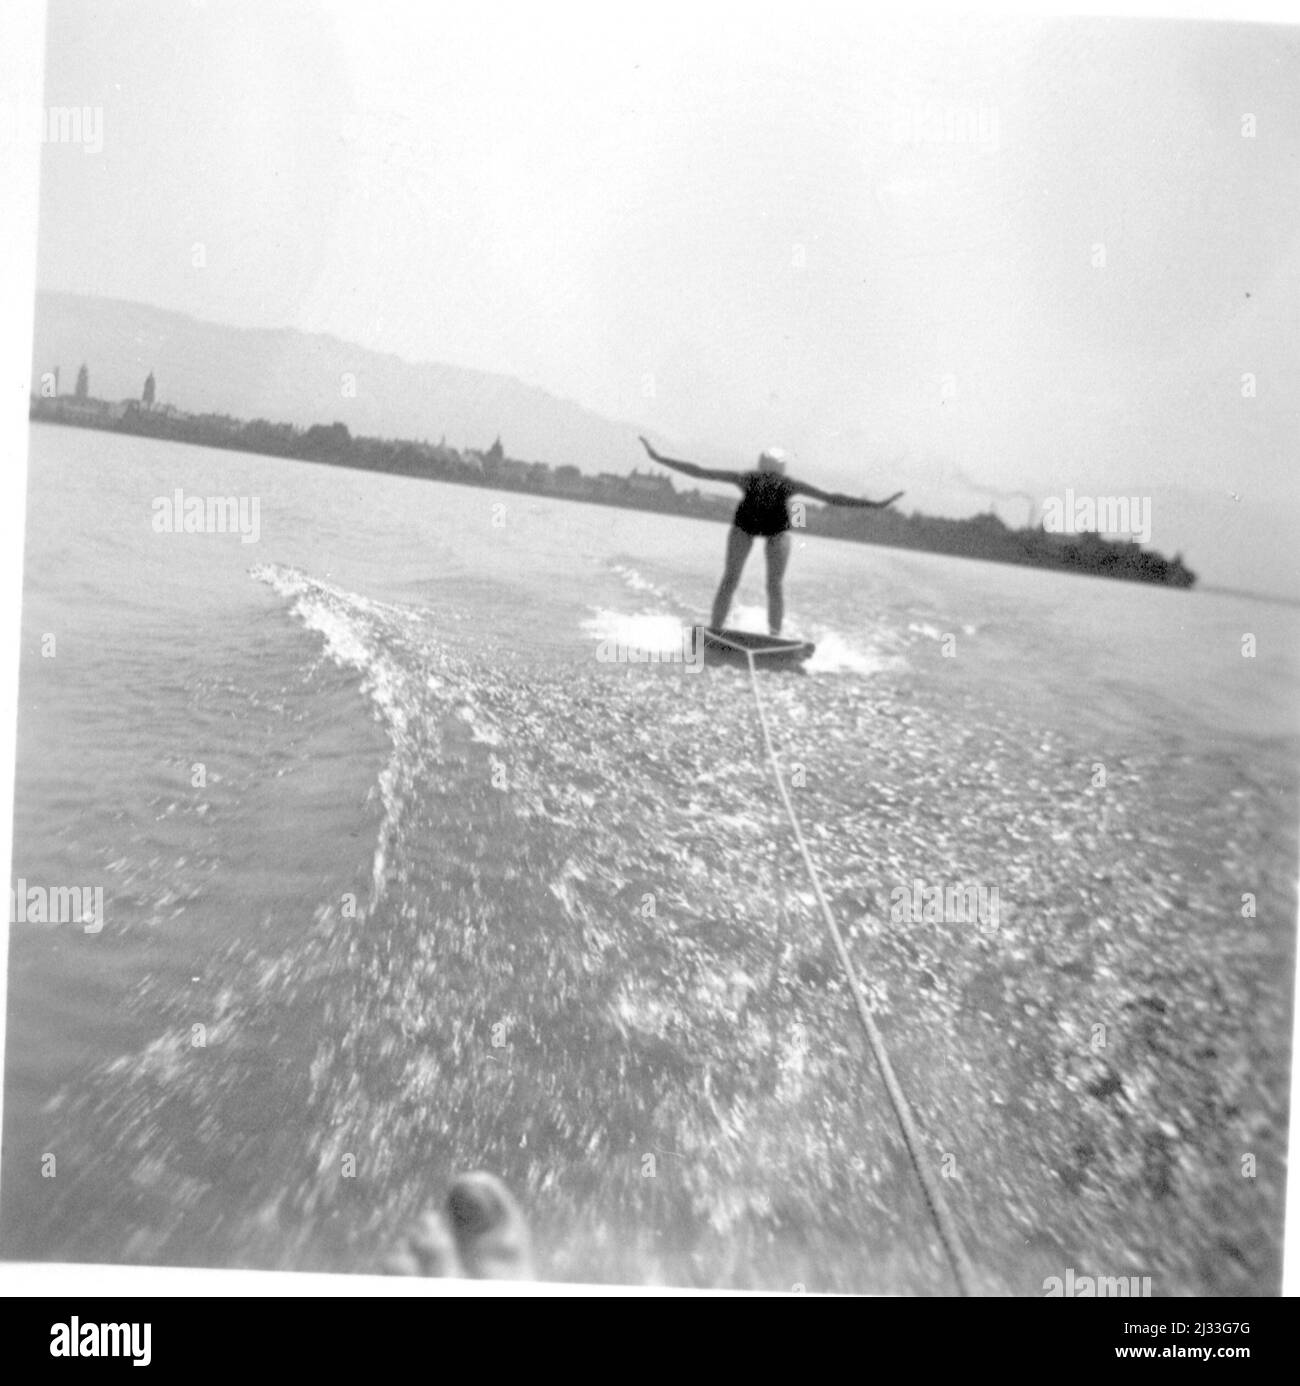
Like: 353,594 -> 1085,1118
0,0 -> 1296,1311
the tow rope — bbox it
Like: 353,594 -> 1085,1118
707,628 -> 978,1296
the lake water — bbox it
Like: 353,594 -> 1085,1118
2,422 -> 1296,1292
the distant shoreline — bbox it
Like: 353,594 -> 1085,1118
28,395 -> 1197,590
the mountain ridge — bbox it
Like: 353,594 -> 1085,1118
31,290 -> 653,472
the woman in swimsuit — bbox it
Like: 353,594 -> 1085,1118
639,437 -> 903,635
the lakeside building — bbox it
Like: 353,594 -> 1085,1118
27,373 -> 1197,589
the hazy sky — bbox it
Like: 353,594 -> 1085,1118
33,1 -> 1300,594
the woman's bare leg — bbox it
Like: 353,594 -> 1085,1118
765,531 -> 792,634
711,526 -> 754,629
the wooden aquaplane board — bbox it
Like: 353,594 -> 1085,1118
701,627 -> 815,669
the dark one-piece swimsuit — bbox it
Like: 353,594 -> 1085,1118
733,471 -> 795,537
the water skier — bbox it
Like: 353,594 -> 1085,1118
639,436 -> 902,635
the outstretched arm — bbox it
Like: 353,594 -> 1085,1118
791,478 -> 904,509
639,436 -> 744,487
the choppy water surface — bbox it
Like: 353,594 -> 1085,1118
3,425 -> 1296,1292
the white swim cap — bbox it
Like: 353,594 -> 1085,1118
757,448 -> 788,473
